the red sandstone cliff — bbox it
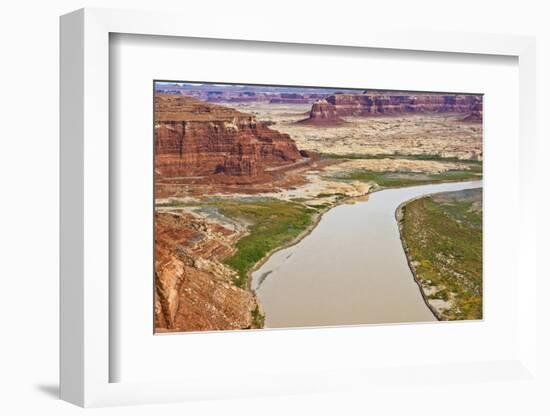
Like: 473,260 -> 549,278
297,98 -> 346,126
300,92 -> 483,124
155,94 -> 303,180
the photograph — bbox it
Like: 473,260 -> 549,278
154,81 -> 483,333
1,0 -> 544,412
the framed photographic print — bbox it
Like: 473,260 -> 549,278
60,8 -> 538,407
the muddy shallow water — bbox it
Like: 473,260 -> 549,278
251,180 -> 482,328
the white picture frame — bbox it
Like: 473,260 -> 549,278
60,7 -> 538,407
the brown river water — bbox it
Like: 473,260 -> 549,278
251,180 -> 482,328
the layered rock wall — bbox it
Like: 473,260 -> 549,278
298,99 -> 345,125
302,93 -> 483,124
155,94 -> 303,178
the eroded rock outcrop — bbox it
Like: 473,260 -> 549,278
155,94 -> 303,180
297,99 -> 346,126
155,211 -> 257,332
300,93 -> 483,124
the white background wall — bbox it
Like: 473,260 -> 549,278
0,1 -> 547,414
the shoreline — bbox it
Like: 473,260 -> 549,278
244,176 -> 482,327
245,196 -> 349,292
395,197 -> 442,321
395,184 -> 483,322
244,201 -> 334,329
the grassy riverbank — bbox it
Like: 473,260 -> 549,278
319,152 -> 482,165
221,200 -> 318,289
399,188 -> 483,320
328,166 -> 481,189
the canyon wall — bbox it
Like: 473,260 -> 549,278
155,94 -> 303,179
269,93 -> 327,104
155,212 -> 257,332
297,99 -> 346,125
155,84 -> 333,104
302,93 -> 483,124
462,96 -> 483,122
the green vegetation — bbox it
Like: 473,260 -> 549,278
327,167 -> 481,189
220,199 -> 317,288
307,202 -> 331,210
156,200 -> 197,208
319,152 -> 482,165
251,304 -> 265,328
400,188 -> 483,320
315,192 -> 346,198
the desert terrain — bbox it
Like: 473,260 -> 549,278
230,102 -> 482,160
154,83 -> 483,332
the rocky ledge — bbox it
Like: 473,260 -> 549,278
155,94 -> 303,181
155,211 -> 258,332
299,92 -> 483,125
297,98 -> 347,126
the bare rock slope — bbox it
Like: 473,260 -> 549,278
155,94 -> 303,180
155,211 -> 257,332
300,92 -> 483,125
